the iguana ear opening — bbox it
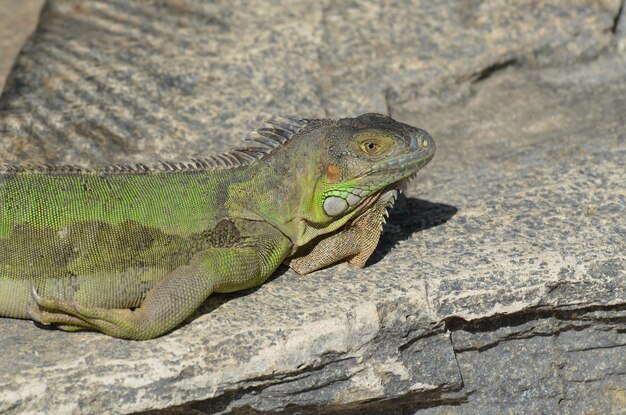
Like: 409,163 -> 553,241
326,163 -> 341,183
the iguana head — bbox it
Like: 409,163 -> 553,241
287,113 -> 434,245
314,113 -> 434,218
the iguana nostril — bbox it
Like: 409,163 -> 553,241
417,130 -> 434,152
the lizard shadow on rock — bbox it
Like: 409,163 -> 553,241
367,196 -> 458,266
193,196 -> 457,320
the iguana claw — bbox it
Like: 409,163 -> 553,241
29,284 -> 42,304
26,302 -> 45,324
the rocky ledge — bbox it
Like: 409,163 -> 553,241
0,1 -> 624,414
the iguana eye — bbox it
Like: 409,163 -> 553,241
353,129 -> 395,158
360,142 -> 380,154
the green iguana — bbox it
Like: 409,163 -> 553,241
0,113 -> 434,340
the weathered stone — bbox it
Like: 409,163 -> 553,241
0,0 -> 45,93
0,1 -> 625,415
0,0 -> 621,164
617,1 -> 626,52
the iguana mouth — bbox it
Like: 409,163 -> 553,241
364,127 -> 435,186
361,145 -> 434,195
371,143 -> 434,177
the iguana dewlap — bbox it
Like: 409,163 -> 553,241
0,113 -> 434,339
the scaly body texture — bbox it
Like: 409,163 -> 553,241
0,114 -> 434,339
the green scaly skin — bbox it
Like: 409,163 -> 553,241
0,113 -> 434,339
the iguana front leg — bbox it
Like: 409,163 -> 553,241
287,193 -> 394,275
28,227 -> 291,340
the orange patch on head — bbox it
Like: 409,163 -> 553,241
326,163 -> 341,183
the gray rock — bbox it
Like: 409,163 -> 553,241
0,1 -> 625,415
618,1 -> 626,52
0,0 -> 45,93
0,0 -> 620,164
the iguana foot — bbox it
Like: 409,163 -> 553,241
29,285 -> 147,339
27,300 -> 90,330
28,285 -> 90,328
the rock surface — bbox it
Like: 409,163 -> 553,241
0,1 -> 624,414
0,0 -> 45,93
0,0 -> 621,164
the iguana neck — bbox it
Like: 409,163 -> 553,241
226,126 -> 340,248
